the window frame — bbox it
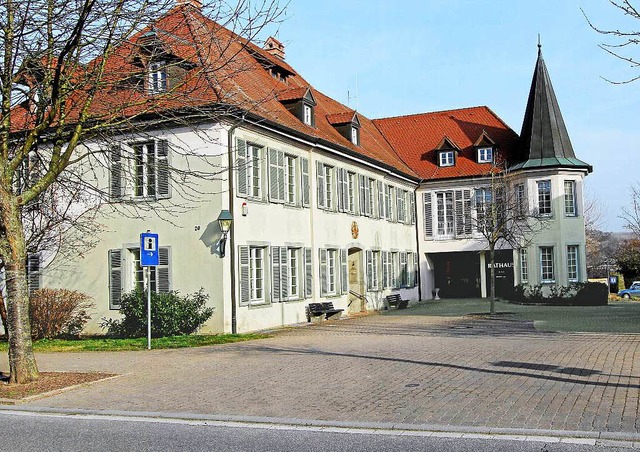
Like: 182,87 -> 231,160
148,61 -> 168,94
326,249 -> 337,295
250,247 -> 266,304
539,246 -> 555,283
288,248 -> 301,300
438,151 -> 455,167
519,249 -> 529,284
566,245 -> 579,283
350,126 -> 360,146
285,154 -> 298,205
537,180 -> 552,216
436,191 -> 454,237
477,147 -> 493,163
564,180 -> 577,217
303,104 -> 313,126
247,144 -> 263,200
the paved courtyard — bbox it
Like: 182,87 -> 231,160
3,310 -> 640,434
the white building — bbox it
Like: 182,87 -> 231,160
19,6 -> 590,335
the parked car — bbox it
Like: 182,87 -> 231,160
618,282 -> 640,299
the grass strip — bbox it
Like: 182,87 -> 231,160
0,333 -> 271,352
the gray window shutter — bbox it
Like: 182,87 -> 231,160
304,247 -> 312,298
397,189 -> 404,222
336,167 -> 344,212
157,247 -> 171,293
277,151 -> 285,202
400,252 -> 408,287
280,247 -> 288,300
342,169 -> 349,212
156,139 -> 171,199
378,181 -> 385,219
455,190 -> 464,236
370,180 -> 378,219
269,149 -> 279,203
424,192 -> 433,239
27,254 -> 41,295
316,161 -> 325,209
239,245 -> 250,305
109,145 -> 123,200
271,246 -> 281,302
413,252 -> 419,287
301,157 -> 310,207
108,249 -> 122,309
382,251 -> 389,289
366,250 -> 373,290
463,190 -> 472,234
319,248 -> 327,296
340,249 -> 348,294
236,139 -> 247,197
409,192 -> 416,225
388,186 -> 395,222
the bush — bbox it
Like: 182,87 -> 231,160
574,281 -> 608,306
507,282 -> 607,306
30,289 -> 94,340
101,288 -> 213,338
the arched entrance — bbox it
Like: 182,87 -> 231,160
347,248 -> 365,314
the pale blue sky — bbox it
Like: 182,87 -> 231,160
269,0 -> 639,231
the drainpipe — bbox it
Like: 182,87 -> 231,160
413,181 -> 424,301
227,116 -> 245,334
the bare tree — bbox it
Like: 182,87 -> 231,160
471,164 -> 549,315
0,0 -> 285,383
583,1 -> 640,84
620,183 -> 640,239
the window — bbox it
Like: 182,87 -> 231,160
250,247 -> 265,303
540,247 -> 554,283
351,126 -> 360,145
567,245 -> 579,283
382,251 -> 390,288
390,252 -> 399,288
110,140 -> 170,200
515,183 -> 527,218
537,180 -> 552,216
285,155 -> 297,204
237,139 -> 270,201
386,185 -> 394,221
436,191 -> 454,237
324,165 -> 334,210
303,104 -> 313,126
399,252 -> 408,287
248,144 -> 262,199
519,249 -> 528,284
397,189 -> 407,223
133,142 -> 155,197
316,162 -> 335,210
108,247 -> 171,310
318,248 -> 339,296
438,151 -> 455,167
347,172 -> 356,214
288,248 -> 299,299
564,180 -> 577,216
477,147 -> 493,163
366,250 -> 380,291
148,61 -> 167,93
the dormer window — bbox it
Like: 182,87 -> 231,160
350,126 -> 360,145
303,104 -> 313,126
438,151 -> 455,167
148,61 -> 167,94
477,147 -> 493,163
278,87 -> 316,127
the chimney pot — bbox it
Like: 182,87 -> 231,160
264,36 -> 285,60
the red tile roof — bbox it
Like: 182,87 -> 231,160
372,107 -> 520,180
326,111 -> 356,125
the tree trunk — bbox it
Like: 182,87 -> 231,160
0,291 -> 8,340
489,245 -> 496,315
1,197 -> 39,383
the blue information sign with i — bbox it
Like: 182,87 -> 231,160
140,232 -> 159,267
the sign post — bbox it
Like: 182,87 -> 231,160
140,231 -> 159,350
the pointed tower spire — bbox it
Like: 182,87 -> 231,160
514,44 -> 591,171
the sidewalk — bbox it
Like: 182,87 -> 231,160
2,311 -> 639,436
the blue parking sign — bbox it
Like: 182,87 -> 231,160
140,232 -> 159,267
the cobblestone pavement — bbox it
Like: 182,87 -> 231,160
4,312 -> 640,434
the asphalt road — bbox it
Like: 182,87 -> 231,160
0,411 -> 635,452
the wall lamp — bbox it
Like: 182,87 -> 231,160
217,209 -> 233,258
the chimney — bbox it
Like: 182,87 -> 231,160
176,0 -> 202,9
264,36 -> 285,60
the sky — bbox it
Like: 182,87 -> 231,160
263,0 -> 640,232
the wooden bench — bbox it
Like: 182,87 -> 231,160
305,302 -> 344,322
386,294 -> 409,310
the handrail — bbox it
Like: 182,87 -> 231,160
348,289 -> 370,308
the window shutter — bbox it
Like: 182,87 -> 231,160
301,157 -> 310,207
342,169 -> 349,213
277,151 -> 285,202
157,247 -> 171,293
359,175 -> 366,216
371,180 -> 378,219
365,250 -> 373,291
396,189 -> 404,222
455,190 -> 464,236
109,145 -> 123,200
236,139 -> 248,197
336,167 -> 344,212
27,254 -> 41,295
304,247 -> 313,298
316,161 -> 325,209
424,192 -> 433,238
384,185 -> 390,220
413,252 -> 419,287
319,248 -> 327,296
364,177 -> 371,216
409,192 -> 416,225
378,181 -> 385,219
239,245 -> 250,304
280,247 -> 288,300
400,252 -> 408,287
340,249 -> 348,294
389,186 -> 395,222
156,139 -> 171,199
382,251 -> 389,289
108,249 -> 122,309
269,149 -> 279,203
271,246 -> 281,302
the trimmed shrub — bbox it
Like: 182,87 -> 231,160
101,288 -> 213,338
574,281 -> 608,306
507,282 -> 607,306
29,289 -> 94,340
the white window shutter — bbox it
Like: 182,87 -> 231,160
340,249 -> 348,294
156,139 -> 171,199
239,245 -> 250,304
109,145 -> 123,200
424,192 -> 433,239
108,249 -> 122,309
280,247 -> 288,300
236,139 -> 248,197
366,250 -> 373,291
301,157 -> 310,207
319,248 -> 327,296
157,247 -> 171,292
271,246 -> 281,302
304,247 -> 313,298
316,161 -> 325,209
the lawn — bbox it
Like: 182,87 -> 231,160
391,299 -> 640,333
0,333 -> 271,352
